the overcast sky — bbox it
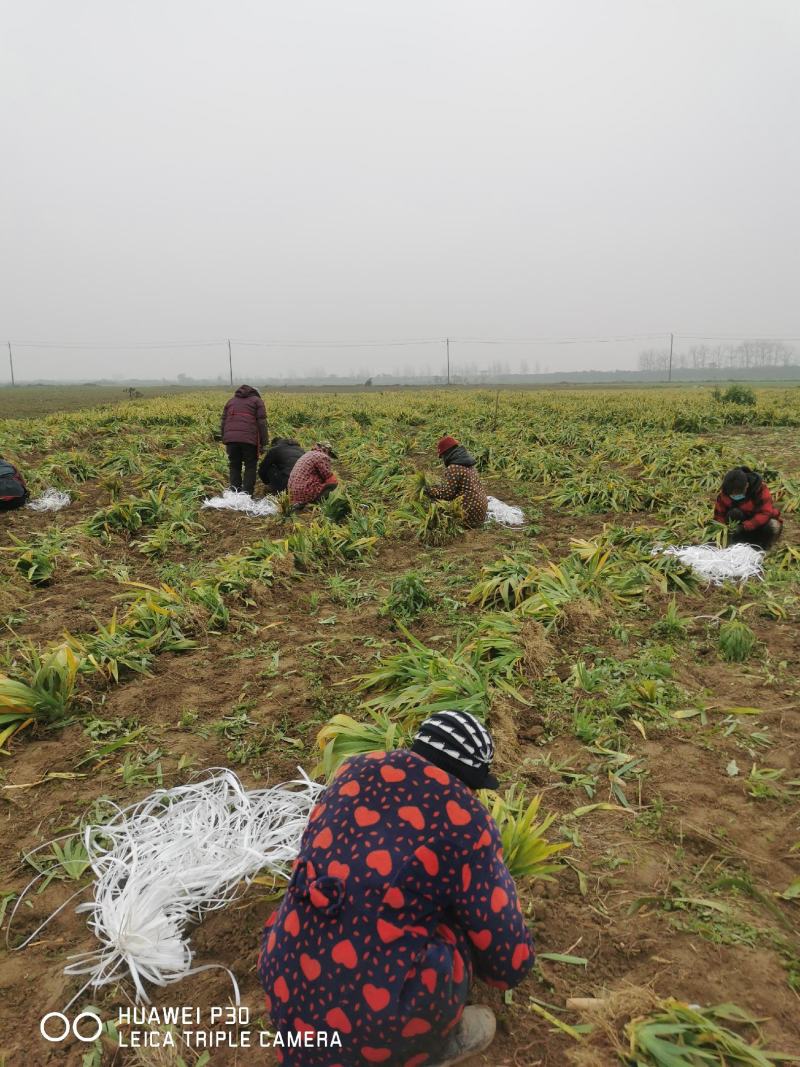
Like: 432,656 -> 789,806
2,1 -> 799,381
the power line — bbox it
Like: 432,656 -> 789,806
230,338 -> 442,348
450,335 -> 667,345
8,340 -> 225,350
4,333 -> 799,350
675,334 -> 800,342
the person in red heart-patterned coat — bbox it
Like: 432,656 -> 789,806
258,711 -> 535,1067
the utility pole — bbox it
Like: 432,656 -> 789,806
446,338 -> 450,385
668,332 -> 674,382
227,339 -> 233,387
7,342 -> 14,386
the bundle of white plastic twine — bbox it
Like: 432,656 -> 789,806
26,488 -> 71,512
486,495 -> 526,527
657,543 -> 765,584
201,489 -> 279,517
12,769 -> 321,1005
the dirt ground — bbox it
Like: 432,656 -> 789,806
1,420 -> 799,1066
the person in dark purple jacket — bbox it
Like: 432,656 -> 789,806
258,711 -> 535,1067
220,385 -> 268,496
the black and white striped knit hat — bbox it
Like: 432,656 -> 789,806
410,710 -> 498,790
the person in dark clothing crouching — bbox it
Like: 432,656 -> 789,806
220,385 -> 268,496
259,437 -> 305,494
0,458 -> 28,511
258,710 -> 535,1067
714,466 -> 783,549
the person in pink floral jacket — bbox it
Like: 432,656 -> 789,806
287,441 -> 339,508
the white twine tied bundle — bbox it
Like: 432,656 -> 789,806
12,769 -> 321,1006
26,488 -> 71,512
486,495 -> 526,527
657,543 -> 765,585
202,489 -> 279,517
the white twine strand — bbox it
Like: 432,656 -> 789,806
12,769 -> 321,1004
202,489 -> 279,517
26,488 -> 71,512
486,495 -> 526,527
657,543 -> 764,584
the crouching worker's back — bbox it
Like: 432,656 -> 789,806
0,458 -> 28,512
258,711 -> 534,1066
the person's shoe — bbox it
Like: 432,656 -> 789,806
428,1005 -> 496,1066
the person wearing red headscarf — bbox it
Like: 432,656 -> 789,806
425,437 -> 488,528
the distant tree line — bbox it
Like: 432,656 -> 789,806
638,340 -> 795,372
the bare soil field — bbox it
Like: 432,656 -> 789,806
0,388 -> 798,1066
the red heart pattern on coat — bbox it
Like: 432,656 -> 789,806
355,806 -> 381,827
398,805 -> 425,830
468,928 -> 492,951
325,1007 -> 352,1034
339,779 -> 360,797
328,860 -> 350,879
401,1018 -> 431,1037
300,953 -> 321,980
331,939 -> 358,968
461,863 -> 472,892
512,942 -> 531,969
362,1049 -> 391,1063
380,764 -> 406,782
446,800 -> 471,826
312,826 -> 332,849
383,886 -> 405,908
404,1055 -> 429,1067
367,849 -> 393,875
436,922 -> 456,946
273,976 -> 289,1002
283,909 -> 300,936
415,845 -> 439,876
377,918 -> 404,943
491,886 -> 509,912
309,885 -> 330,909
423,764 -> 449,784
363,983 -> 390,1011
